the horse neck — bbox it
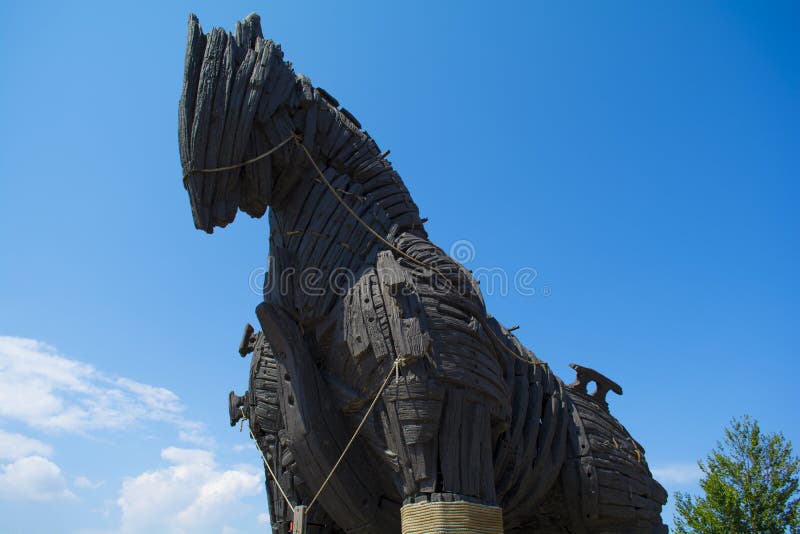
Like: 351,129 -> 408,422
258,92 -> 429,321
265,157 -> 425,324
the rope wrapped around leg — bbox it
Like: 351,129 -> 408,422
400,500 -> 504,534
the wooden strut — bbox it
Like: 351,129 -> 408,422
242,358 -> 405,532
306,357 -> 405,512
240,405 -> 294,512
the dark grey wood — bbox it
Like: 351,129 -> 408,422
568,363 -> 624,412
178,15 -> 205,172
178,13 -> 668,534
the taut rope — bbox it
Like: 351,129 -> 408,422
182,135 -> 295,182
242,358 -> 405,518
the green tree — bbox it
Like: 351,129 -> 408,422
674,416 -> 800,534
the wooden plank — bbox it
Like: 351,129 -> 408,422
217,47 -> 256,177
256,49 -> 295,123
240,125 -> 272,217
438,388 -> 463,493
344,284 -> 371,361
190,28 -> 227,172
184,27 -> 229,229
359,271 -> 392,363
204,38 -> 238,221
178,14 -> 206,170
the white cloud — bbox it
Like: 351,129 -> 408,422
178,422 -> 217,449
0,455 -> 75,502
0,336 -> 180,433
117,447 -> 262,533
0,337 -> 260,531
0,429 -> 53,460
0,336 -> 211,443
74,475 -> 105,489
257,512 -> 269,526
161,446 -> 215,467
0,429 -> 71,503
652,462 -> 702,485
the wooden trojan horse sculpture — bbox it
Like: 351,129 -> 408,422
178,13 -> 668,534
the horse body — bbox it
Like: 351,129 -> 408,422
180,14 -> 667,533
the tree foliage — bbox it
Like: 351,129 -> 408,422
675,416 -> 800,534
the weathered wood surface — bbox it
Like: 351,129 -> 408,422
180,13 -> 667,534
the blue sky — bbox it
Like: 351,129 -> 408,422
0,1 -> 797,532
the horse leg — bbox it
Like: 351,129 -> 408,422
381,366 -> 505,533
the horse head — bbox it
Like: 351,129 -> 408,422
179,13 -> 364,233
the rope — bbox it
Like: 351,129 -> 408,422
481,316 -> 548,367
240,406 -> 296,514
401,501 -> 503,534
306,357 -> 404,512
182,134 -> 295,181
293,139 -> 450,281
239,357 -> 404,519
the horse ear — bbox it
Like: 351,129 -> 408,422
234,13 -> 263,50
